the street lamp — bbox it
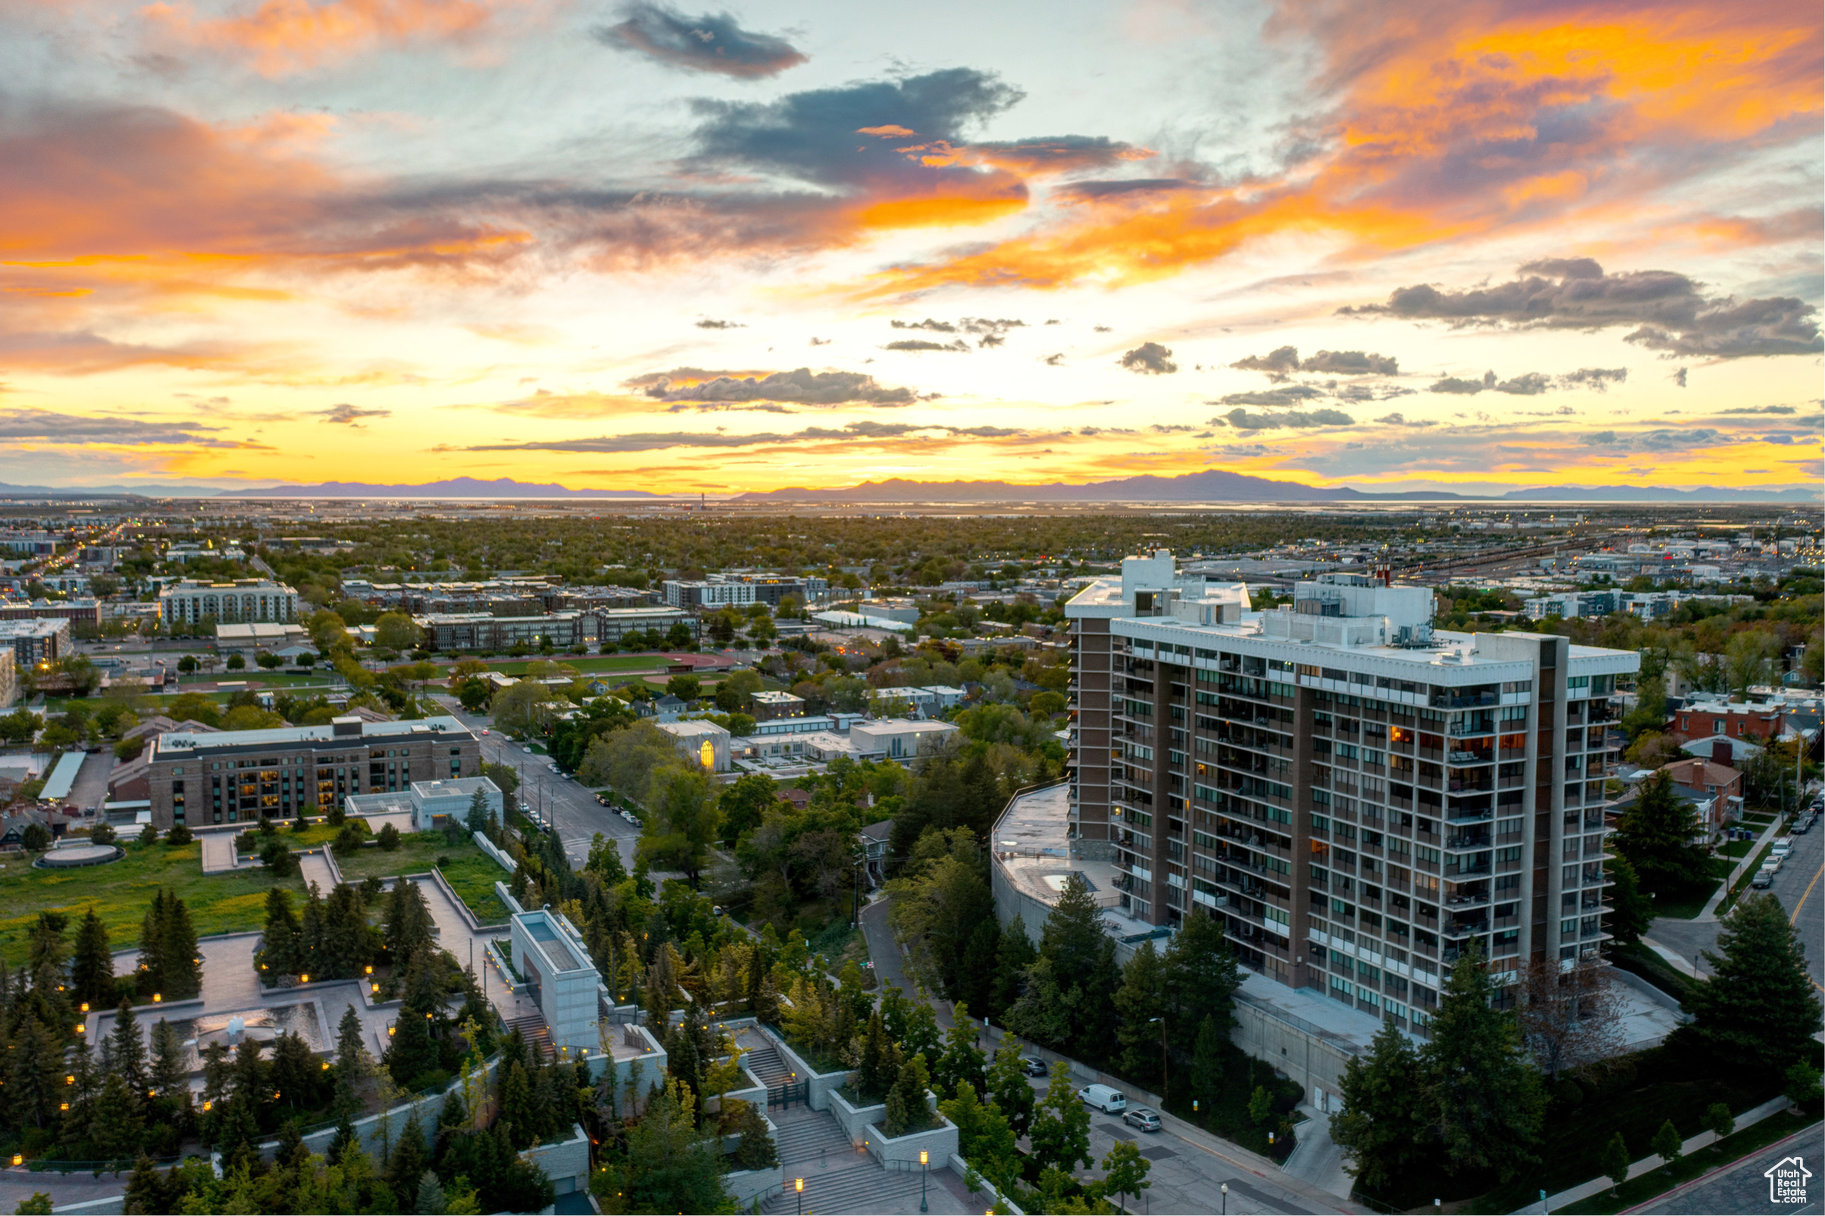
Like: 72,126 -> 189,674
920,1150 -> 930,1213
1148,1016 -> 1167,1105
1221,1182 -> 1228,1215
794,1178 -> 803,1215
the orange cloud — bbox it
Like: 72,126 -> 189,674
141,0 -> 531,75
855,0 -> 1821,295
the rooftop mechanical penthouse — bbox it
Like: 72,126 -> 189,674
1066,552 -> 1638,1032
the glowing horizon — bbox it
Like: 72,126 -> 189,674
1,0 -> 1819,495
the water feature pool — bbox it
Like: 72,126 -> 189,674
92,1001 -> 327,1074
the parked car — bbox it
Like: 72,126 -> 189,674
1078,1084 -> 1127,1114
1123,1107 -> 1162,1133
1771,837 -> 1794,858
1020,1056 -> 1048,1077
1752,868 -> 1774,889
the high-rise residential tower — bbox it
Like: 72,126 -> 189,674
1066,551 -> 1637,1033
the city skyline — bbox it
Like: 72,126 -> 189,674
1,0 -> 1820,495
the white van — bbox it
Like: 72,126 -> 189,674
1078,1084 -> 1127,1114
1771,837 -> 1793,859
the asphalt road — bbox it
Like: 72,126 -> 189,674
1645,1122 -> 1824,1215
429,694 -> 639,869
1649,809 -> 1825,992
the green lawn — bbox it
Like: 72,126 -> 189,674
1650,858 -> 1734,920
0,839 -> 303,966
333,831 -> 497,891
1720,838 -> 1755,858
437,852 -> 512,925
1561,1111 -> 1821,1214
425,654 -> 666,678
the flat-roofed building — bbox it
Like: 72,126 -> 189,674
158,578 -> 300,626
0,651 -> 15,709
415,611 -> 584,651
1066,551 -> 1637,1033
750,690 -> 806,721
510,909 -> 600,1051
145,714 -> 479,829
593,606 -> 695,644
215,622 -> 307,656
0,618 -> 71,666
0,599 -> 102,628
657,720 -> 731,772
662,580 -> 755,610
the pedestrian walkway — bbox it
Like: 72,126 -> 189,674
1282,1104 -> 1354,1199
298,850 -> 337,893
197,825 -> 242,873
1698,814 -> 1787,921
760,1106 -> 974,1215
1509,1096 -> 1791,1214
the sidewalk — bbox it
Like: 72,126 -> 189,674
1282,1103 -> 1355,1200
1508,1096 -> 1790,1214
1697,813 -> 1787,921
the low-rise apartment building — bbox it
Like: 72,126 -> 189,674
662,580 -> 755,610
0,618 -> 72,667
144,714 -> 479,828
1066,552 -> 1636,1032
157,578 -> 300,626
593,606 -> 695,644
415,611 -> 585,651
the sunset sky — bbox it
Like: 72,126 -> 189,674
1,0 -> 1820,494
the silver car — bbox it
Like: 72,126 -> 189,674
1123,1107 -> 1162,1132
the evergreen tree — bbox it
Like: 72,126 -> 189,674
854,1010 -> 901,1104
465,788 -> 491,836
1674,893 -> 1824,1079
1189,1016 -> 1226,1109
270,1030 -> 322,1112
883,1052 -> 932,1138
1605,857 -> 1651,945
622,1078 -> 728,1215
149,1017 -> 190,1121
1161,910 -> 1239,1053
1422,947 -> 1544,1179
388,1006 -> 441,1088
933,1002 -> 987,1098
70,908 -> 114,1010
956,918 -> 1001,1014
1004,956 -> 1072,1050
1035,872 -> 1122,1061
333,1005 -> 371,1121
988,919 -> 1037,1020
388,1112 -> 430,1200
259,887 -> 302,975
161,891 -> 202,1000
108,999 -> 149,1098
1028,1061 -> 1092,1174
87,1072 -> 145,1161
1112,940 -> 1167,1088
1332,1019 -> 1430,1192
1611,772 -> 1711,901
1650,1118 -> 1682,1164
123,1153 -> 168,1215
1600,1132 -> 1630,1195
985,1034 -> 1037,1139
416,1170 -> 448,1215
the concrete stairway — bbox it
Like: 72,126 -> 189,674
744,1044 -> 793,1088
504,1013 -> 553,1060
759,1107 -> 941,1215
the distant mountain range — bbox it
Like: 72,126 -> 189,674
225,477 -> 675,499
730,470 -> 1820,504
0,471 -> 1813,503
